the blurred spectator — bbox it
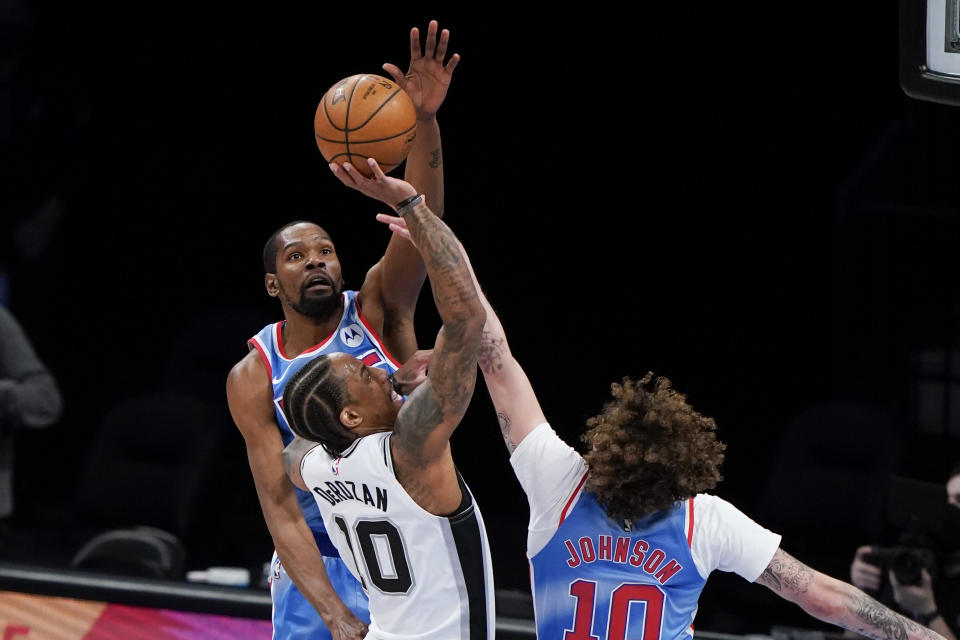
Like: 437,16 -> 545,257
0,305 -> 61,520
849,467 -> 960,639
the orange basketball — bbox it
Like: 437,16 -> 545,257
314,74 -> 418,177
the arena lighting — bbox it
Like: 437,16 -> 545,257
901,0 -> 960,105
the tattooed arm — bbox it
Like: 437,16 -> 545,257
369,216 -> 547,455
755,548 -> 947,640
383,190 -> 483,517
464,249 -> 547,454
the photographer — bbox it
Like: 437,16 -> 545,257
849,468 -> 960,639
850,545 -> 954,638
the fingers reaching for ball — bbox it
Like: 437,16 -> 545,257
375,213 -> 413,244
328,159 -> 418,209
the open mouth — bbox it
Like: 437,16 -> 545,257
304,275 -> 332,293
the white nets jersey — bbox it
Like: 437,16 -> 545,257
300,432 -> 496,640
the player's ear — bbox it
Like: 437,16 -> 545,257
265,273 -> 280,297
340,408 -> 362,430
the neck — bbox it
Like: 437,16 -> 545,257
281,298 -> 345,357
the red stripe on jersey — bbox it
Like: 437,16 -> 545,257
559,471 -> 590,526
354,296 -> 402,367
362,352 -> 382,366
248,338 -> 272,380
687,497 -> 695,547
274,295 -> 342,361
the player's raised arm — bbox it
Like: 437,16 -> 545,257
331,155 -> 483,485
755,548 -> 948,640
375,213 -> 547,455
356,19 -> 460,364
466,248 -> 548,454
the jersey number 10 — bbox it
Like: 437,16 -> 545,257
334,515 -> 413,594
565,580 -> 666,640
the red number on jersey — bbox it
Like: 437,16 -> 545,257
564,580 -> 665,640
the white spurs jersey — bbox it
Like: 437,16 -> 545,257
300,432 -> 496,640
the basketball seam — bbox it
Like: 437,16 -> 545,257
346,86 -> 406,131
314,122 -> 416,145
319,80 -> 407,133
322,81 -> 343,131
343,76 -> 363,166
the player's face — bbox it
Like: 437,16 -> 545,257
335,354 -> 403,432
273,223 -> 345,319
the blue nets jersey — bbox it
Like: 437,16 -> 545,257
530,490 -> 706,640
248,290 -> 400,533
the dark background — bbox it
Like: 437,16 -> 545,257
2,1 -> 959,633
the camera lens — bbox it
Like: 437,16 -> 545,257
892,550 -> 923,586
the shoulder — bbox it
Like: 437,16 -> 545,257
226,351 -> 273,431
227,349 -> 269,392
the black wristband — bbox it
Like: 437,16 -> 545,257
395,194 -> 423,216
915,609 -> 939,625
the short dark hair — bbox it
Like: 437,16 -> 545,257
282,354 -> 354,456
262,220 -> 313,273
582,373 -> 726,522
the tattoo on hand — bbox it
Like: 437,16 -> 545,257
429,148 -> 441,169
498,412 -> 517,453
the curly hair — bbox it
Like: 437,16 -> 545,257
581,372 -> 726,523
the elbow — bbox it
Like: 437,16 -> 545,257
798,576 -> 852,624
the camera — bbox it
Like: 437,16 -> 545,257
862,546 -> 939,586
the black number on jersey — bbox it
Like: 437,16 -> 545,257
334,516 -> 413,594
334,515 -> 366,589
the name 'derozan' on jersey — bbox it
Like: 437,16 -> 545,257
563,534 -> 685,585
312,479 -> 388,513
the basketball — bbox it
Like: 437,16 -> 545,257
314,74 -> 418,177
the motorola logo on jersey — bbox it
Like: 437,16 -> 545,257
341,323 -> 365,348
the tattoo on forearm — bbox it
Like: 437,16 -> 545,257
406,205 -> 475,310
393,203 -> 481,477
845,590 -> 936,640
428,148 -> 441,168
498,412 -> 517,453
757,551 -> 941,640
478,330 -> 507,374
759,550 -> 813,594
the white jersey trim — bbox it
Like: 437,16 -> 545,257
511,423 -> 782,582
510,423 -> 589,557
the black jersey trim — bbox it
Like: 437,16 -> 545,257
382,433 -> 393,472
338,438 -> 362,458
446,472 -> 490,639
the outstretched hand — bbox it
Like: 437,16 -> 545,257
329,159 -> 417,208
382,19 -> 460,120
